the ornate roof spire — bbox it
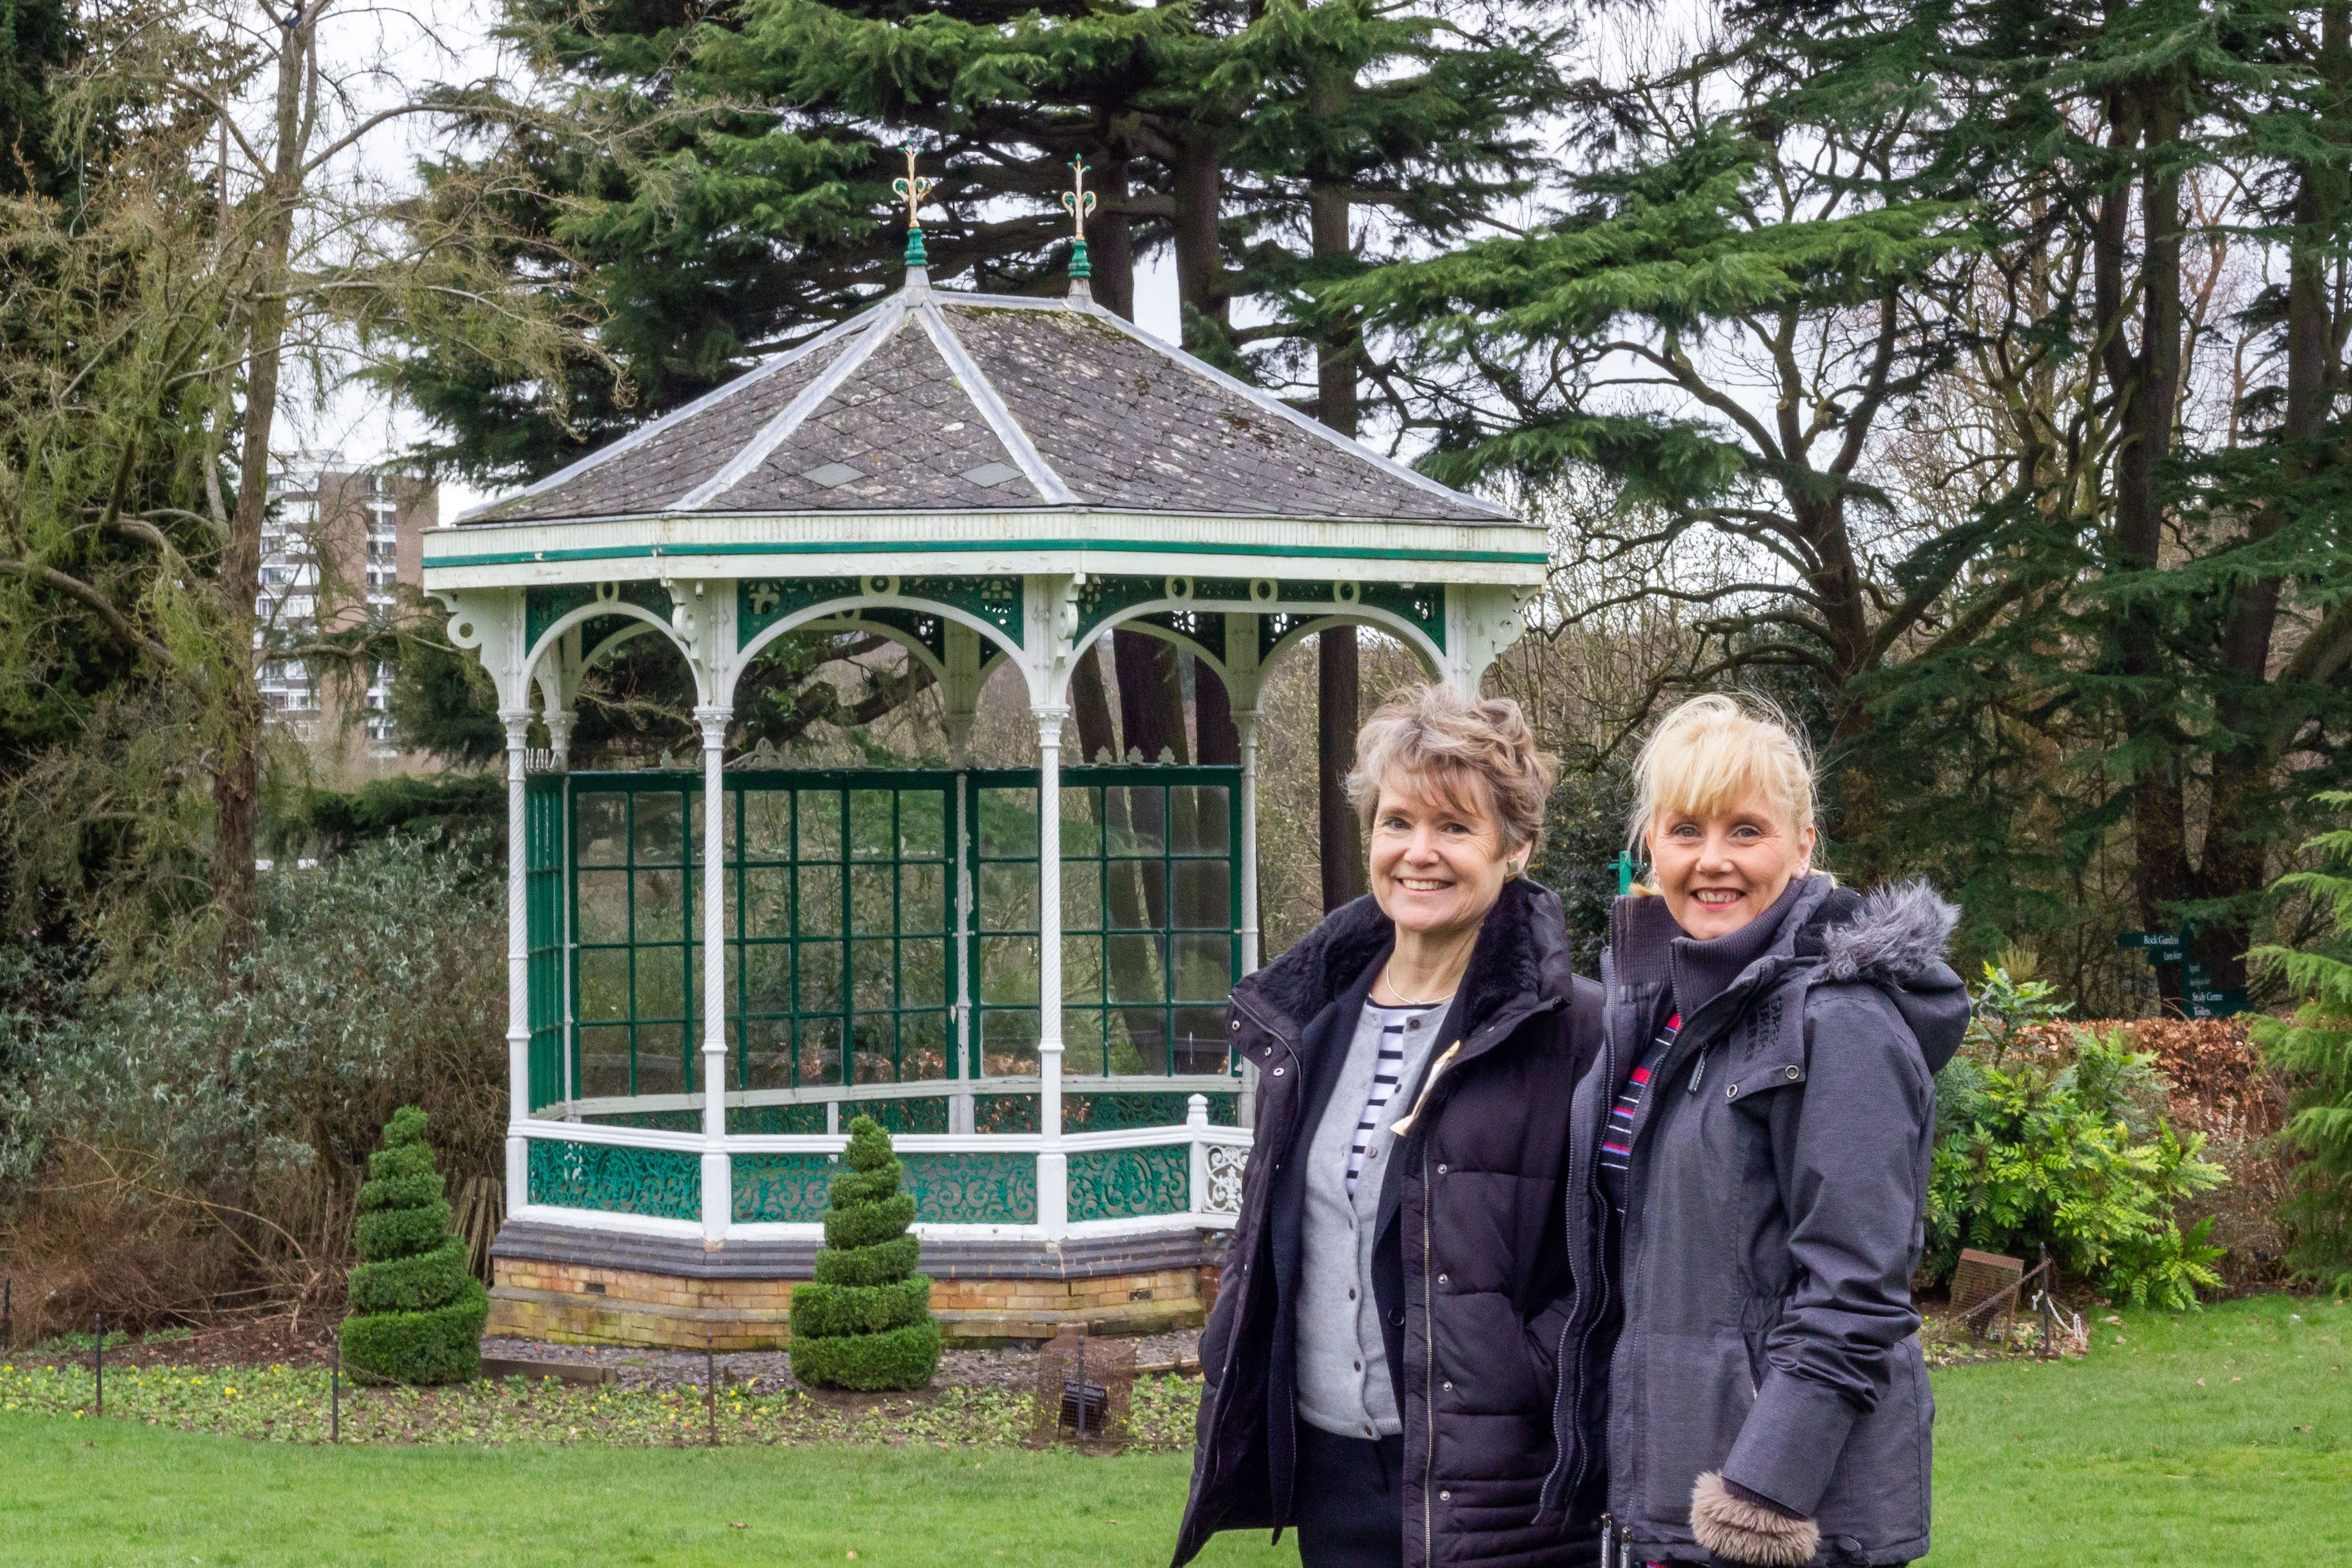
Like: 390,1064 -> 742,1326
894,143 -> 937,271
1061,156 -> 1097,297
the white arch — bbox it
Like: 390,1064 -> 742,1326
1070,597 -> 1444,697
524,597 -> 692,709
1258,611 -> 1442,685
733,591 -> 1023,706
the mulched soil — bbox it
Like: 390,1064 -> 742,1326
477,1327 -> 1203,1399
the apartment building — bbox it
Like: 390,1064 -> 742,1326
258,458 -> 436,772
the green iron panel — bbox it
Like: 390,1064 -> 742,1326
738,576 -> 1021,650
732,1149 -> 1038,1225
726,1103 -> 829,1135
569,777 -> 700,1101
1067,1144 -> 1191,1222
967,766 -> 1243,1084
731,1152 -> 835,1223
527,1137 -> 700,1221
1066,1092 -> 1239,1131
525,582 -> 671,652
901,1152 -> 1038,1224
526,775 -> 568,1113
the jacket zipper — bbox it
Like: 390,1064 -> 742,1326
1422,1142 -> 1437,1567
1688,1048 -> 1707,1094
1541,958 -> 1619,1517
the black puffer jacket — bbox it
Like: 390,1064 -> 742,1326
1537,877 -> 1969,1568
1174,877 -> 1603,1568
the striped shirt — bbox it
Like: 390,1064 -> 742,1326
1347,1003 -> 1434,1198
1596,1011 -> 1679,1214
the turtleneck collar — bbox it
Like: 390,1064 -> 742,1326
1667,875 -> 1809,1020
1610,874 -> 1819,1020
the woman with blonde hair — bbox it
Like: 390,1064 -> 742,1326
1175,684 -> 1605,1568
1539,694 -> 1967,1568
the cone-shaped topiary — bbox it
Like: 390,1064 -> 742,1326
789,1115 -> 941,1390
340,1105 -> 487,1384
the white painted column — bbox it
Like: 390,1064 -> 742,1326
1186,1093 -> 1210,1216
951,771 -> 976,1136
695,704 -> 732,1245
546,709 -> 576,771
942,621 -> 982,768
501,708 -> 533,1214
1035,703 -> 1071,1235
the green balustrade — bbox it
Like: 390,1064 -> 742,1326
527,1137 -> 700,1221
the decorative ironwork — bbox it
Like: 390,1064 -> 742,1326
726,1103 -> 829,1135
582,1108 -> 702,1132
1359,580 -> 1446,650
732,1152 -> 836,1224
894,144 -> 937,267
1068,1144 -> 1190,1222
976,1094 -> 1043,1134
1072,576 -> 1166,640
1062,158 -> 1097,280
1202,1144 -> 1248,1217
527,1137 -> 700,1221
840,1098 -> 950,1135
523,582 -> 672,654
899,577 -> 1022,644
901,1152 -> 1039,1225
738,577 -> 859,646
1067,1093 -> 1238,1131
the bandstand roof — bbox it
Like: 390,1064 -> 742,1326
426,273 -> 1542,592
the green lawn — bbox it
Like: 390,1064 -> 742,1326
0,1294 -> 2343,1567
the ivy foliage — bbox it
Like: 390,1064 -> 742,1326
1927,966 -> 2227,1308
2250,792 -> 2352,1295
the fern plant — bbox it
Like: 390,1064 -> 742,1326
2250,792 -> 2352,1296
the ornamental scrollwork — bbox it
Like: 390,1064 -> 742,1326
528,1137 -> 700,1222
1067,1143 -> 1189,1222
900,1152 -> 1039,1225
731,1153 -> 836,1223
1202,1144 -> 1248,1217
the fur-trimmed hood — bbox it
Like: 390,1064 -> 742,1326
1804,876 -> 1970,1074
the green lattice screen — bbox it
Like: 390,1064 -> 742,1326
525,774 -> 567,1112
968,767 -> 1241,1079
563,772 -> 956,1101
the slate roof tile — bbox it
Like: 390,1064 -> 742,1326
461,290 -> 1506,528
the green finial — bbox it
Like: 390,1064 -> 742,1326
893,143 -> 936,270
1061,157 -> 1097,282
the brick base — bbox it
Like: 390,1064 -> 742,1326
485,1251 -> 1210,1351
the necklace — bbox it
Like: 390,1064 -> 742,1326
1379,962 -> 1457,1009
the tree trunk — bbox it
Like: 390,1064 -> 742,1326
213,18 -> 312,966
1091,151 -> 1137,320
1171,131 -> 1227,343
1318,630 -> 1365,910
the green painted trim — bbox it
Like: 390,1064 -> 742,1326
425,537 -> 1547,570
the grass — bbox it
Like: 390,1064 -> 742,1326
0,1293 -> 2343,1566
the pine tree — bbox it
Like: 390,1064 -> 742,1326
341,1106 -> 489,1385
2251,794 -> 2352,1295
790,1116 -> 941,1390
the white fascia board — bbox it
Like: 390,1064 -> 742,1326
422,509 -> 1550,592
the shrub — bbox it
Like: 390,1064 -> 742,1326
340,1107 -> 485,1384
2250,793 -> 2352,1295
790,1117 -> 939,1390
1929,968 -> 2228,1307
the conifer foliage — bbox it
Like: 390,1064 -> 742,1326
790,1116 -> 940,1390
341,1106 -> 488,1384
2252,794 -> 2352,1295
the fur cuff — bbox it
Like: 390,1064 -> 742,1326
1690,1472 -> 1820,1566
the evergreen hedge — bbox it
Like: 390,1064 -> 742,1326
341,1106 -> 486,1384
790,1117 -> 940,1390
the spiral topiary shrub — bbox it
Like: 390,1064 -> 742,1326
340,1106 -> 486,1384
789,1116 -> 941,1390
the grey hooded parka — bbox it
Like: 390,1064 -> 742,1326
1536,875 -> 1969,1567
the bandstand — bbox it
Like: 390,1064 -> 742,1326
423,193 -> 1545,1349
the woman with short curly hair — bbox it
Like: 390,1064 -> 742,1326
1174,684 -> 1604,1568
